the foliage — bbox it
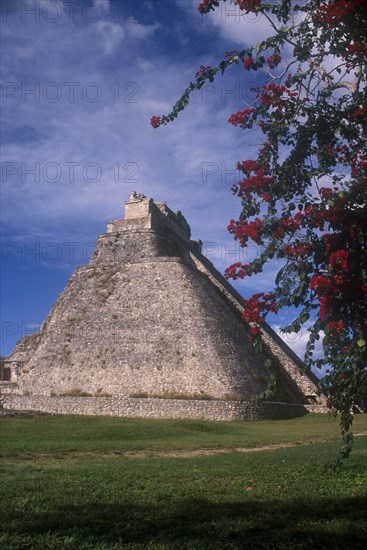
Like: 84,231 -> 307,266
151,0 -> 367,446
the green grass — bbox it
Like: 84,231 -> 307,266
0,414 -> 366,549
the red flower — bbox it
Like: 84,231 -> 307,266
197,0 -> 215,14
342,41 -> 367,66
225,50 -> 239,59
237,160 -> 258,173
195,65 -> 212,78
257,82 -> 298,110
310,275 -> 334,293
272,217 -> 299,238
243,292 -> 277,327
236,0 -> 261,12
327,320 -> 345,333
224,262 -> 250,280
309,273 -> 344,321
228,108 -> 255,128
283,244 -> 312,259
150,116 -> 162,129
229,218 -> 264,246
317,0 -> 364,28
267,53 -> 281,69
351,106 -> 367,119
319,296 -> 333,321
250,326 -> 260,337
319,187 -> 333,199
243,57 -> 254,71
236,159 -> 274,201
262,192 -> 272,202
328,250 -> 349,273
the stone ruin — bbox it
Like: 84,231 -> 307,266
1,193 -> 325,420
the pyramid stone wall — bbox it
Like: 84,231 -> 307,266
1,194 -> 324,419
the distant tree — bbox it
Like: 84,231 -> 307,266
152,0 -> 367,459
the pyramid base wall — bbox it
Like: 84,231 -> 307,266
1,394 -> 324,421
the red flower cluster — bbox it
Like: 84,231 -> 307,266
342,41 -> 367,65
309,261 -> 360,321
237,160 -> 258,173
317,143 -> 355,166
310,275 -> 337,320
228,218 -> 264,246
351,153 -> 367,178
322,233 -> 339,252
224,262 -> 249,280
225,49 -> 239,59
261,192 -> 272,202
236,0 -> 261,12
243,56 -> 254,70
272,217 -> 299,239
198,0 -> 210,11
319,298 -> 333,322
195,65 -> 212,79
267,53 -> 281,69
283,244 -> 312,259
314,202 -> 347,231
225,260 -> 263,280
328,320 -> 345,333
197,0 -> 219,14
150,116 -> 163,129
293,201 -> 346,233
328,250 -> 349,272
319,187 -> 333,199
237,161 -> 274,200
317,0 -> 363,28
242,292 -> 276,327
351,105 -> 367,120
310,275 -> 334,294
257,83 -> 298,111
250,326 -> 261,337
228,108 -> 255,128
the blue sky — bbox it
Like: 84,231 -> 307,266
1,0 -> 312,362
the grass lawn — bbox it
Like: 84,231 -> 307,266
0,413 -> 366,549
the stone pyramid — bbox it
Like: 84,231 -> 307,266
2,193 -> 323,419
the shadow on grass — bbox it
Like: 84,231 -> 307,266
3,496 -> 367,548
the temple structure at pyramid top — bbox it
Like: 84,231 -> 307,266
0,193 -> 325,420
108,191 -> 192,241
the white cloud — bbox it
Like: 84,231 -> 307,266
127,21 -> 160,40
207,9 -> 273,46
176,0 -> 273,47
95,21 -> 125,54
0,3 -> 277,268
273,323 -> 325,368
2,0 -> 296,359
